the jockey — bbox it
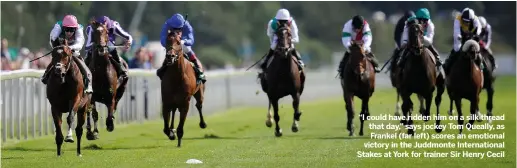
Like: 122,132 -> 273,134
399,8 -> 443,67
85,16 -> 132,79
478,16 -> 497,69
42,14 -> 92,93
157,13 -> 206,83
444,7 -> 482,72
390,10 -> 415,69
338,15 -> 381,74
260,8 -> 305,72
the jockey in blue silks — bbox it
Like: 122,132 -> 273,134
157,13 -> 206,83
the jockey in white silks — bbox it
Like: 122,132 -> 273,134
260,8 -> 305,72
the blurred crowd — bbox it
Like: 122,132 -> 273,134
1,38 -> 159,72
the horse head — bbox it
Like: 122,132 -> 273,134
348,41 -> 367,75
51,37 -> 73,84
461,39 -> 481,62
407,21 -> 425,56
275,26 -> 292,59
90,20 -> 110,56
166,28 -> 184,63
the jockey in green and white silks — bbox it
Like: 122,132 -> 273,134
260,8 -> 305,72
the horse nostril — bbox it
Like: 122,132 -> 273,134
61,73 -> 66,78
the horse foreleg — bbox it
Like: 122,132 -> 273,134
75,104 -> 88,157
448,94 -> 455,116
359,97 -> 370,136
162,103 -> 172,139
64,111 -> 75,143
176,106 -> 189,147
344,94 -> 355,136
91,102 -> 100,139
265,101 -> 273,128
394,92 -> 402,116
271,98 -> 282,137
105,100 -> 116,132
52,109 -> 64,156
401,94 -> 414,135
455,98 -> 464,134
291,93 -> 302,133
169,107 -> 177,140
435,80 -> 445,133
194,89 -> 206,129
486,84 -> 494,124
418,95 -> 425,116
424,93 -> 433,122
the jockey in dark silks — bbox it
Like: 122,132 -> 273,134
85,16 -> 132,79
157,13 -> 206,83
389,10 -> 415,69
478,16 -> 497,70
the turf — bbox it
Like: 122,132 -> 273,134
2,76 -> 515,168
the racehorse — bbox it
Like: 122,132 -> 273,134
446,39 -> 484,134
398,21 -> 444,135
259,25 -> 305,137
161,27 -> 206,147
85,20 -> 129,139
46,37 -> 91,156
339,41 -> 376,136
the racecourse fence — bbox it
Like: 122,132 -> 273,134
1,54 -> 514,144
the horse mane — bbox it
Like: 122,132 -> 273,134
462,40 -> 480,52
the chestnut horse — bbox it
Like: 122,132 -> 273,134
446,40 -> 484,134
46,37 -> 91,156
340,41 -> 375,136
161,28 -> 206,147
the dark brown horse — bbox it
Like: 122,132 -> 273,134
340,41 -> 375,136
398,22 -> 444,135
446,40 -> 484,134
259,25 -> 305,137
86,20 -> 129,139
161,28 -> 206,147
46,37 -> 91,156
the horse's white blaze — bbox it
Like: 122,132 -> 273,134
57,49 -> 63,54
97,26 -> 104,31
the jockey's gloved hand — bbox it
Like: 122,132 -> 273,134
180,40 -> 186,45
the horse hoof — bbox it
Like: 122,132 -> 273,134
106,126 -> 114,132
265,119 -> 273,128
93,132 -> 99,140
199,122 -> 207,129
275,129 -> 283,137
435,128 -> 443,133
86,132 -> 95,141
169,129 -> 176,140
77,154 -> 82,157
64,136 -> 74,143
359,131 -> 364,136
348,131 -> 354,136
408,129 -> 415,136
291,126 -> 298,133
448,110 -> 454,116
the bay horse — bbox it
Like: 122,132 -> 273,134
46,37 -> 91,156
161,27 -> 206,147
85,20 -> 129,139
340,41 -> 375,136
260,25 -> 305,137
446,40 -> 484,134
398,22 -> 444,135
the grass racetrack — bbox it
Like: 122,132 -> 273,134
2,76 -> 515,168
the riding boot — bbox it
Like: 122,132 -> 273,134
73,56 -> 93,94
156,57 -> 170,80
109,50 -> 128,79
444,49 -> 458,74
389,48 -> 401,70
41,64 -> 54,85
486,48 -> 497,69
367,52 -> 381,73
188,52 -> 206,84
291,48 -> 305,70
428,45 -> 443,66
338,52 -> 350,74
260,49 -> 275,72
